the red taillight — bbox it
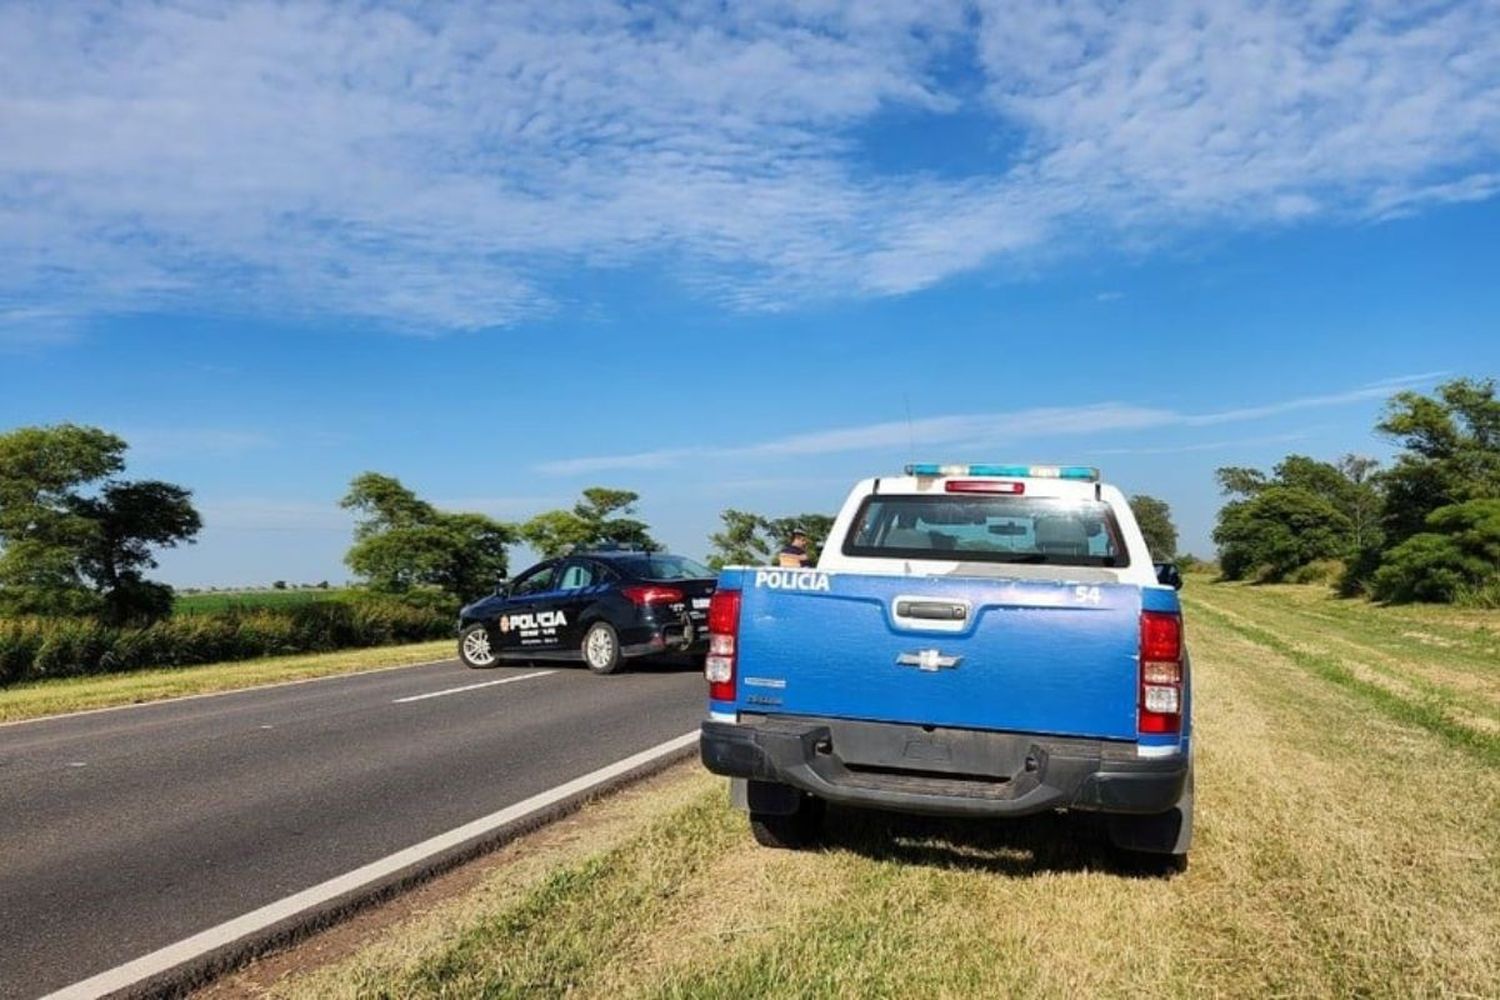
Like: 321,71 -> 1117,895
944,479 -> 1024,494
1139,611 -> 1183,734
622,585 -> 685,606
705,589 -> 741,702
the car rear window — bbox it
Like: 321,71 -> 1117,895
842,495 -> 1129,567
614,555 -> 715,580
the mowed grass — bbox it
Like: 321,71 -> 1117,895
173,588 -> 355,615
236,582 -> 1498,1000
0,639 -> 453,723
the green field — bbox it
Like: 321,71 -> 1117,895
231,582 -> 1498,1000
172,588 -> 355,615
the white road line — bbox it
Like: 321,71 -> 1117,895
0,657 -> 459,730
392,669 -> 555,704
41,729 -> 700,1000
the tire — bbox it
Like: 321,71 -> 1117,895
458,623 -> 499,669
749,796 -> 825,850
582,622 -> 623,675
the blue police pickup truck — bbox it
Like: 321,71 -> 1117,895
699,464 -> 1192,864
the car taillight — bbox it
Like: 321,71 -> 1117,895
622,585 -> 685,606
944,479 -> 1024,494
1139,610 -> 1183,734
705,589 -> 741,702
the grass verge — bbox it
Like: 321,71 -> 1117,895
0,639 -> 452,723
1186,588 -> 1500,766
219,583 -> 1498,999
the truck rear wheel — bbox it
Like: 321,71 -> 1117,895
749,796 -> 825,850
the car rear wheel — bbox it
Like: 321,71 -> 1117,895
458,623 -> 499,669
582,622 -> 622,674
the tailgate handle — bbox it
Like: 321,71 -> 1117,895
895,600 -> 968,621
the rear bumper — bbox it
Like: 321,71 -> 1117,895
700,717 -> 1186,818
619,621 -> 706,658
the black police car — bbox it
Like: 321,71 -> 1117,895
457,550 -> 718,674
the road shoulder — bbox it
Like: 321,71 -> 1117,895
0,640 -> 453,724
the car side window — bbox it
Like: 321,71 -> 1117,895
510,562 -> 557,597
557,560 -> 597,592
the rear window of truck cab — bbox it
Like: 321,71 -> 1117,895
842,495 -> 1130,567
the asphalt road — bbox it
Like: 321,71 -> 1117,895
0,657 -> 706,999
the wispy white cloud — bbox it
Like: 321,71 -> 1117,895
1,2 -> 1496,333
537,373 -> 1438,474
1178,379 -> 1439,427
1094,431 -> 1313,457
0,306 -> 83,349
536,404 -> 1173,475
1358,370 -> 1452,389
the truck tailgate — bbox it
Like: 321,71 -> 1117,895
733,571 -> 1142,741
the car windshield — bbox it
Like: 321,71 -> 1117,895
843,495 -> 1129,567
615,555 -> 715,580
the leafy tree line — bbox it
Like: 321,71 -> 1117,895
2,424 -> 1186,622
341,478 -> 661,596
0,423 -> 669,628
1212,378 -> 1500,604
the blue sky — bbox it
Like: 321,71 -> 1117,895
1,1 -> 1497,587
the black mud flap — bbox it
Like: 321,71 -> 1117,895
1108,765 -> 1193,856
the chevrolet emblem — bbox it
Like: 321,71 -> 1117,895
896,649 -> 961,672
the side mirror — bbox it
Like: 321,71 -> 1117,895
1154,562 -> 1183,590
494,578 -> 510,596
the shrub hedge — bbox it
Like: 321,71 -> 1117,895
0,595 -> 452,687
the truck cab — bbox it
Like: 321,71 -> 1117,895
699,464 -> 1192,863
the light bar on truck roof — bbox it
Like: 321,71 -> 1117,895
904,463 -> 1100,482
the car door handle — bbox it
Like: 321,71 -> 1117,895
894,600 -> 968,621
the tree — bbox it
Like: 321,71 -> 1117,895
1335,454 -> 1384,553
341,473 -> 513,600
1375,378 -> 1500,547
1128,495 -> 1178,561
69,481 -> 202,623
1212,453 -> 1380,582
0,424 -> 200,621
706,509 -> 772,569
1214,466 -> 1268,498
1214,486 -> 1352,581
706,510 -> 835,569
518,488 -> 657,558
1370,499 -> 1500,604
342,472 -> 436,540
